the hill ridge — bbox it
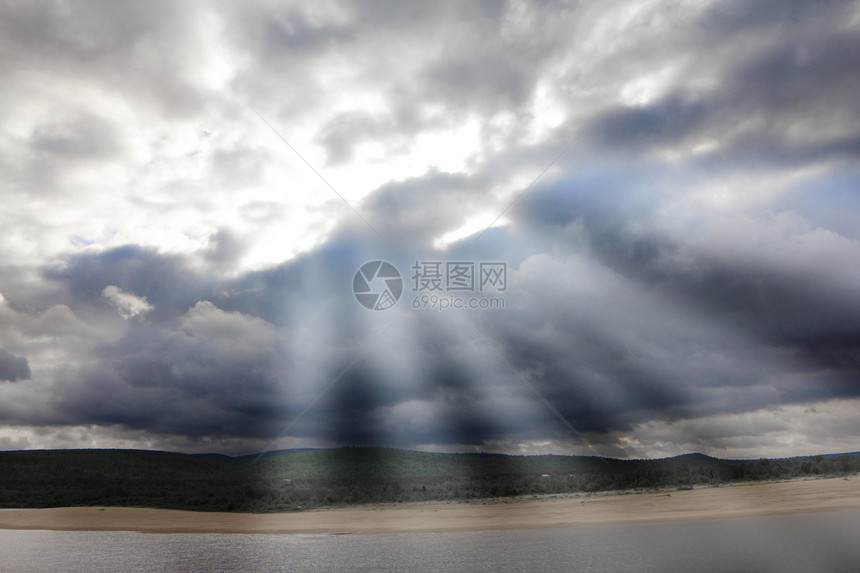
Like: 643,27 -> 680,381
1,447 -> 857,512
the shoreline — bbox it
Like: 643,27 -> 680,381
0,476 -> 857,535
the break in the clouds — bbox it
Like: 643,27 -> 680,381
0,0 -> 859,458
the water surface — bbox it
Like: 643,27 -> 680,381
1,509 -> 858,572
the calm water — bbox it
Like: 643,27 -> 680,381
1,509 -> 859,572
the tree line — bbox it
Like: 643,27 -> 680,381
0,448 -> 857,512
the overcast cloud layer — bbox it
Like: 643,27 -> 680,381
1,1 -> 859,458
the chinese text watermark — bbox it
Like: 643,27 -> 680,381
353,260 -> 507,311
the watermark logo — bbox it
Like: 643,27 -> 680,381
354,260 -> 506,311
411,261 -> 507,293
352,261 -> 403,311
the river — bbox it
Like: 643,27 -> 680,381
1,509 -> 858,572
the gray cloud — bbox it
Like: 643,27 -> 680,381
0,349 -> 30,382
50,301 -> 286,438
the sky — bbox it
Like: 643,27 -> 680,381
1,0 -> 859,459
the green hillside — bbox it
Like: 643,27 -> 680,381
0,447 -> 857,512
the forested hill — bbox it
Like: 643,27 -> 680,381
1,447 -> 857,513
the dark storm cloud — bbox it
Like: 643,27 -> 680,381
9,210 -> 858,452
586,94 -> 709,152
36,167 -> 860,450
21,237 -> 531,446
0,349 -> 30,382
30,242 -> 384,440
501,167 -> 860,432
43,246 -> 215,322
25,244 -> 335,436
518,174 -> 860,341
729,30 -> 860,116
51,305 -> 286,439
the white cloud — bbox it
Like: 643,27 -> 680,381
101,285 -> 153,319
613,398 -> 860,459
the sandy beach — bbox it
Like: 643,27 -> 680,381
0,476 -> 857,535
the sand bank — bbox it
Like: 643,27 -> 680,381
0,476 -> 857,534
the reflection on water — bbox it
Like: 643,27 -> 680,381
1,509 -> 859,573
